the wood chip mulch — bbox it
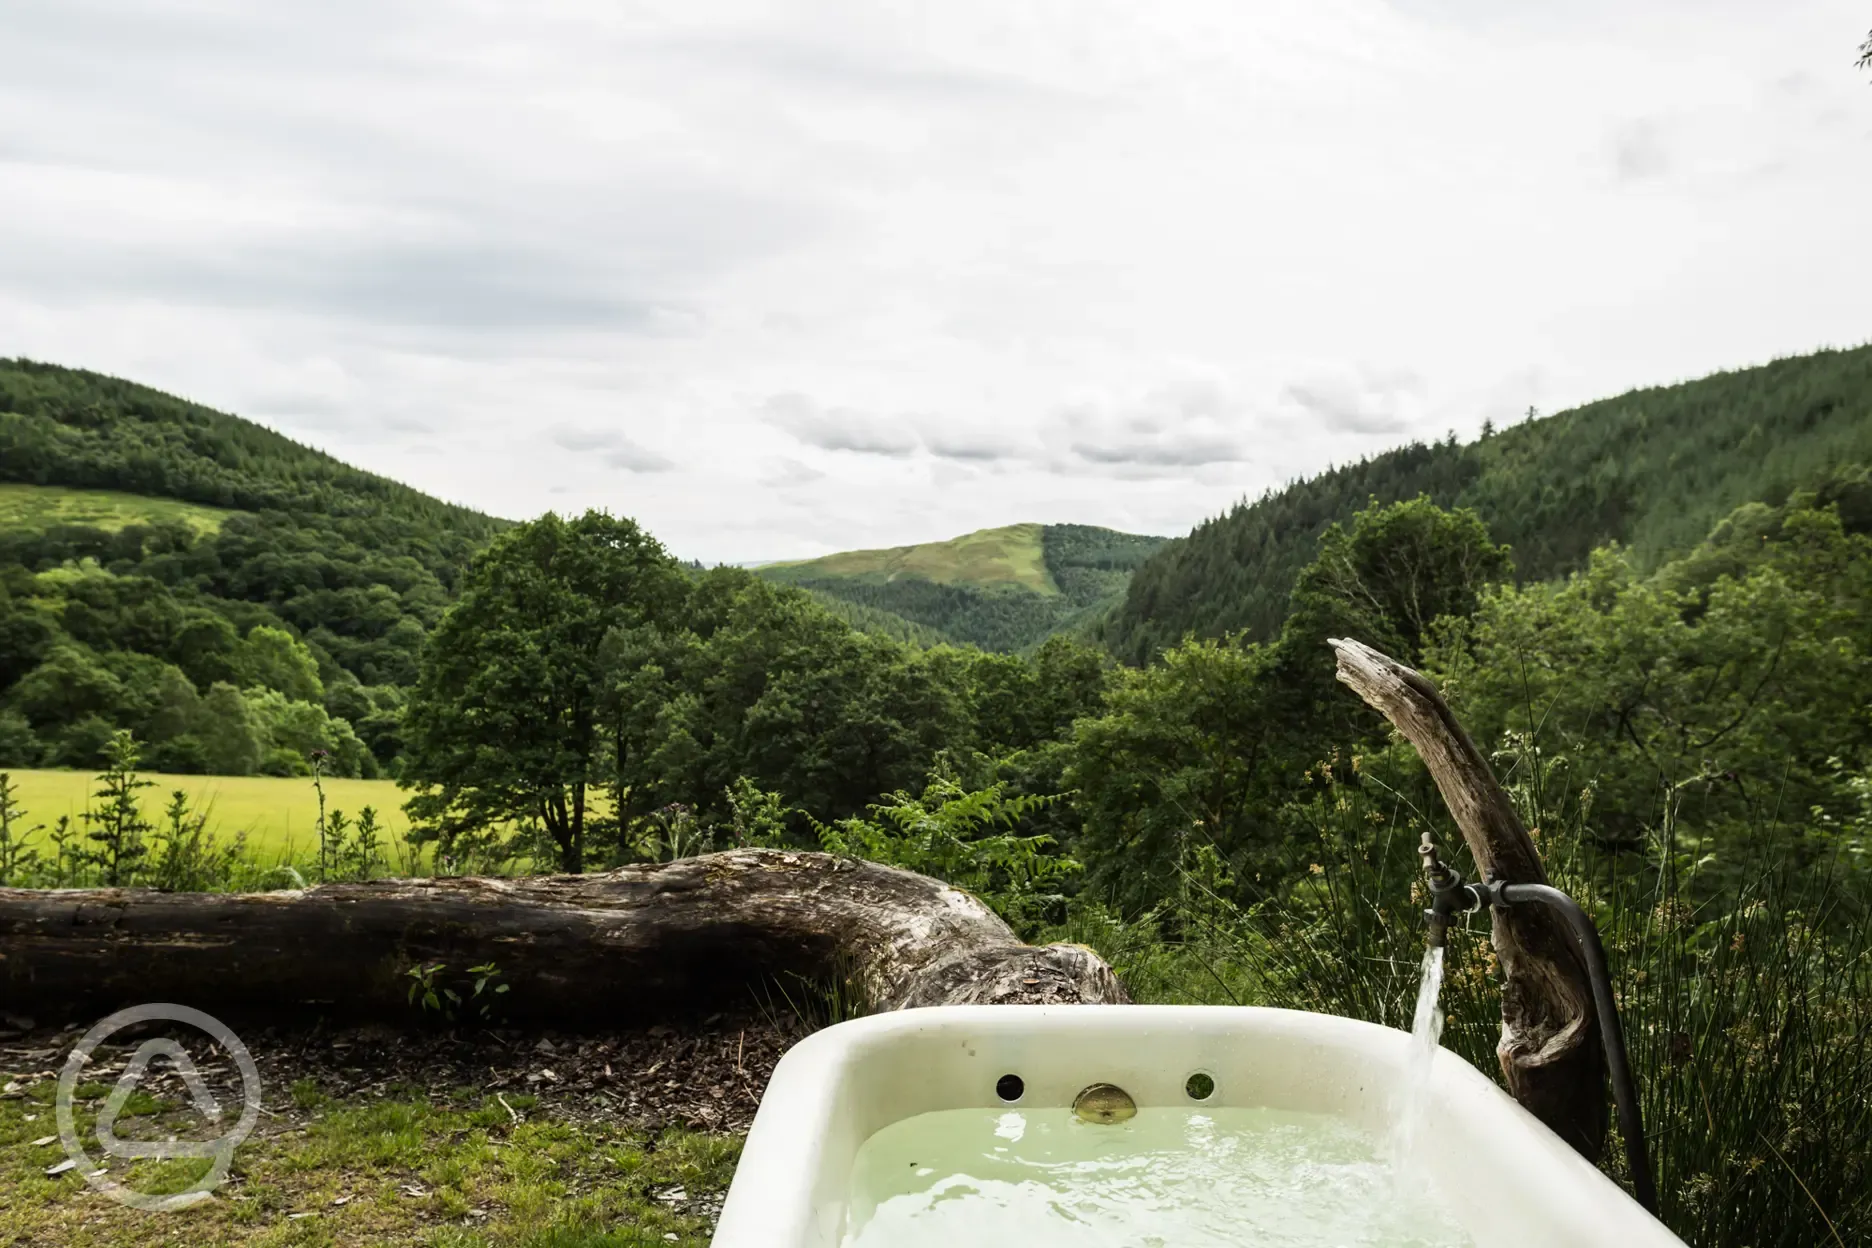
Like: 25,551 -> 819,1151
0,1007 -> 798,1135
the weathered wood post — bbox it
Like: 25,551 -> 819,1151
1330,637 -> 1608,1161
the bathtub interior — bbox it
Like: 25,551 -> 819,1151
710,1004 -> 1685,1248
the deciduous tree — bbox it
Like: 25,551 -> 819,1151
402,512 -> 682,872
235,625 -> 325,703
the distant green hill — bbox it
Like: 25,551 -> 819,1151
760,523 -> 1170,651
0,359 -> 502,536
766,523 -> 1059,593
0,358 -> 511,774
1099,344 -> 1872,663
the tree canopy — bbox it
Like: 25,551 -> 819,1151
0,360 -> 506,776
1099,346 -> 1872,662
401,512 -> 682,873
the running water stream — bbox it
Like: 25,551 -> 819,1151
1393,945 -> 1448,1175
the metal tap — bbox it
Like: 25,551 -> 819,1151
1413,830 -> 1658,1216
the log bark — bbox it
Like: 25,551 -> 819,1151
0,849 -> 1128,1024
1330,638 -> 1607,1162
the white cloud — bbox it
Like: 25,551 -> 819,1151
550,425 -> 675,473
763,393 -> 920,457
1609,118 -> 1672,183
921,423 -> 1031,463
1042,371 -> 1253,475
1,0 -> 1867,560
760,456 -> 827,488
1281,365 -> 1427,436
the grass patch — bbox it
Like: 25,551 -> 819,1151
0,482 -> 234,536
763,522 -> 1059,594
0,1075 -> 739,1247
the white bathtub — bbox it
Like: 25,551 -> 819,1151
712,1004 -> 1686,1247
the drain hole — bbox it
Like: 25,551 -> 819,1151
1185,1072 -> 1216,1101
996,1073 -> 1025,1102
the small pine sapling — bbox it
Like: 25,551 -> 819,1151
82,732 -> 153,887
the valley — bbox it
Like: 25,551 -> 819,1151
2,347 -> 1869,1247
6,12 -> 1869,1245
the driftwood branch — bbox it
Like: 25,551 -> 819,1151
0,849 -> 1128,1024
1330,637 -> 1607,1161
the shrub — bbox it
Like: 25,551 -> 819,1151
1076,743 -> 1872,1248
816,771 -> 1077,934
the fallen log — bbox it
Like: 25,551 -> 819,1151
0,849 -> 1128,1024
1330,637 -> 1607,1161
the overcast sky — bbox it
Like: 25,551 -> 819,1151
3,1 -> 1868,562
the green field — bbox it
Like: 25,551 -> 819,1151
764,522 -> 1059,593
0,482 -> 235,535
5,769 -> 410,861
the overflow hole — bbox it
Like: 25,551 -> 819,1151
996,1073 -> 1025,1102
1185,1072 -> 1216,1101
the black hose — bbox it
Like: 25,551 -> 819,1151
1498,882 -> 1659,1217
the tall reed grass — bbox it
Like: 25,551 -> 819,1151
1050,743 -> 1872,1247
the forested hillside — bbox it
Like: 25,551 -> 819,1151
4,351 -> 1870,1245
761,522 -> 1168,651
0,359 -> 506,777
1101,345 -> 1872,662
0,360 -> 498,528
794,591 -> 954,647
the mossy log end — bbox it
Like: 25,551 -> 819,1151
0,849 -> 1129,1024
1330,637 -> 1608,1163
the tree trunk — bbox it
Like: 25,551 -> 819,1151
0,849 -> 1128,1026
1329,638 -> 1608,1162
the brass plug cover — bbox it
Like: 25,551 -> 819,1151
1071,1082 -> 1137,1125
